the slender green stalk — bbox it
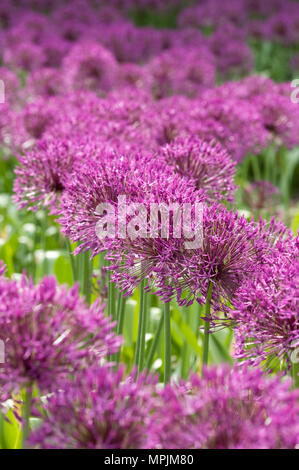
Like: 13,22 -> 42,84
22,384 -> 33,448
41,213 -> 48,276
145,311 -> 164,372
108,271 -> 116,321
251,154 -> 261,181
201,282 -> 213,376
164,302 -> 171,384
292,362 -> 299,388
137,282 -> 148,374
83,251 -> 92,304
65,238 -> 76,283
181,305 -> 192,379
115,293 -> 127,364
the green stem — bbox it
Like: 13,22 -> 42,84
145,309 -> 163,372
137,282 -> 148,374
292,362 -> 299,388
115,293 -> 127,364
41,213 -> 48,276
65,238 -> 76,283
201,282 -> 213,376
22,384 -> 33,448
83,251 -> 92,304
181,305 -> 192,379
164,302 -> 171,385
108,272 -> 116,321
134,280 -> 145,367
251,154 -> 261,181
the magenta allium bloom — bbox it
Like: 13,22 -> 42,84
262,10 -> 299,45
160,136 -> 236,203
190,94 -> 270,161
147,46 -> 215,99
0,67 -> 20,104
0,275 -> 120,397
107,202 -> 263,307
28,366 -> 156,449
3,41 -> 46,72
62,40 -> 119,93
96,21 -> 164,63
24,68 -> 63,98
229,251 -> 299,371
13,137 -> 83,214
178,0 -> 248,30
253,92 -> 299,149
7,98 -> 59,151
59,149 -> 203,259
118,63 -> 153,92
148,364 -> 299,449
208,26 -> 253,77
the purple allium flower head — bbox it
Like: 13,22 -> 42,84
96,21 -> 165,63
0,66 -> 20,105
59,149 -> 203,259
13,137 -> 83,214
160,136 -> 236,203
262,9 -> 299,45
208,25 -> 253,77
178,0 -> 248,30
24,68 -> 63,98
0,275 -> 121,397
253,92 -> 299,149
3,41 -> 46,72
147,46 -> 215,99
191,93 -> 270,161
229,250 -> 299,371
148,364 -> 299,449
28,365 -> 156,449
62,40 -> 119,93
106,201 -> 263,308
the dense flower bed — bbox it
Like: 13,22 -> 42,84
0,0 -> 298,450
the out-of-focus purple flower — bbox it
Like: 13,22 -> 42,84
159,136 -> 236,203
147,46 -> 215,98
13,137 -> 84,214
0,275 -> 120,397
262,9 -> 299,45
62,40 -> 119,93
24,68 -> 63,98
118,63 -> 153,92
190,94 -> 270,161
243,180 -> 280,211
28,365 -> 156,449
0,66 -> 20,105
178,0 -> 248,30
3,41 -> 46,72
229,249 -> 299,371
148,364 -> 299,449
253,92 -> 299,148
208,25 -> 253,77
96,21 -> 164,63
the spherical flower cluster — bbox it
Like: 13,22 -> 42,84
229,250 -> 299,371
148,364 -> 299,449
28,365 -> 156,449
13,138 -> 84,214
160,136 -> 236,203
147,46 -> 215,99
62,40 -> 119,93
0,274 -> 120,398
